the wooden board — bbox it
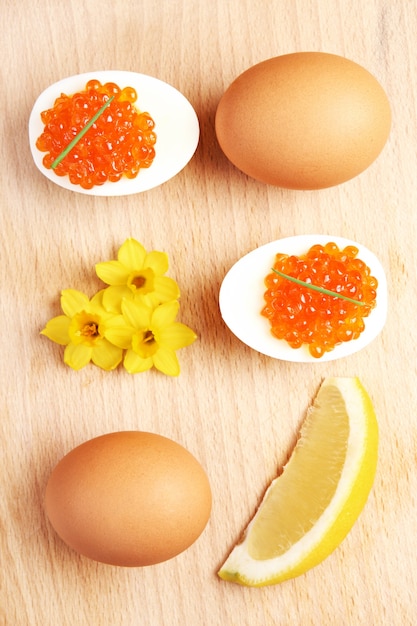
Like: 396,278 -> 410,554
1,1 -> 416,624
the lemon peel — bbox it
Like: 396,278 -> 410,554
218,377 -> 378,586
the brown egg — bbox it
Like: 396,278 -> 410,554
215,52 -> 391,189
44,431 -> 212,566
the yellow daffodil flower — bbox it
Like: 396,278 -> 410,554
104,299 -> 197,376
95,238 -> 180,312
41,289 -> 124,371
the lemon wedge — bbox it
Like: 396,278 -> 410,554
218,377 -> 378,586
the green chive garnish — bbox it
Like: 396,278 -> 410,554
51,95 -> 115,169
271,268 -> 365,306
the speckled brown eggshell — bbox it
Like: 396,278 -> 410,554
44,431 -> 212,567
215,52 -> 391,190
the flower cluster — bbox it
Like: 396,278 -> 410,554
41,239 -> 197,376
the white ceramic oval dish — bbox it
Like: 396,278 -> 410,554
28,70 -> 200,196
219,235 -> 388,363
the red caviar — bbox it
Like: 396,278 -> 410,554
35,80 -> 156,189
262,242 -> 378,358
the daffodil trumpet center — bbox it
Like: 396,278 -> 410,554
128,268 -> 155,295
80,322 -> 99,337
69,311 -> 103,347
132,329 -> 158,358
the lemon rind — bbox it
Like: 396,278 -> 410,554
218,377 -> 378,586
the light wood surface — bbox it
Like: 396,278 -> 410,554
1,1 -> 416,625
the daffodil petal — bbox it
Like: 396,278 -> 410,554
102,285 -> 132,313
91,340 -> 123,371
95,261 -> 130,286
89,289 -> 107,309
64,343 -> 92,370
153,276 -> 180,302
118,238 -> 146,269
104,318 -> 135,349
41,315 -> 71,345
158,323 -> 197,349
152,300 -> 180,327
153,347 -> 181,376
123,349 -> 153,374
144,250 -> 169,275
61,289 -> 90,317
122,298 -> 152,329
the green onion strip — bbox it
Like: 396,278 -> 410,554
51,95 -> 115,169
271,268 -> 365,306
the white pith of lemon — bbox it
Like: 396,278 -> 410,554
218,377 -> 378,586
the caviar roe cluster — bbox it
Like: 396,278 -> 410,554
36,80 -> 156,189
262,242 -> 378,358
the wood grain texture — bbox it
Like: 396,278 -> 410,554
1,1 -> 416,624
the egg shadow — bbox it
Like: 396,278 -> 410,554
184,85 -> 318,234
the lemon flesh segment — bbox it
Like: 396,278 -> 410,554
218,377 -> 378,587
